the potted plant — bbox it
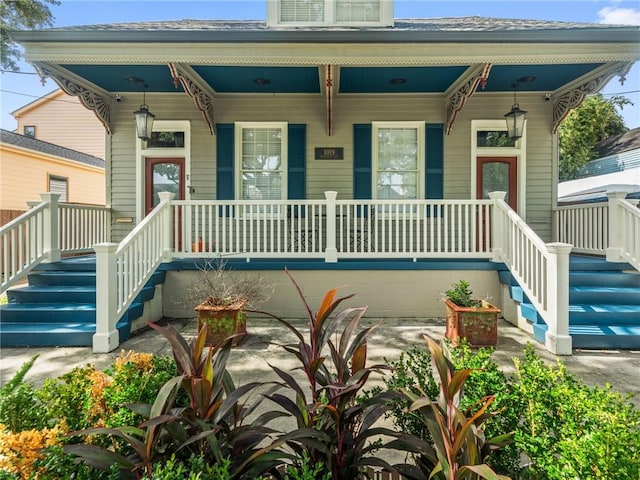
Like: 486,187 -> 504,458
182,259 -> 272,346
443,280 -> 500,347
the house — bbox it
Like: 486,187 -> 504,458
0,128 -> 105,225
11,89 -> 107,160
558,127 -> 640,203
2,0 -> 639,355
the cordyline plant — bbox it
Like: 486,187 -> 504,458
396,337 -> 513,480
64,324 -> 285,479
263,269 -> 402,480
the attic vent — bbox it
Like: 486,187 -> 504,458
268,0 -> 393,27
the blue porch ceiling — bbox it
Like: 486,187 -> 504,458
60,63 -> 606,95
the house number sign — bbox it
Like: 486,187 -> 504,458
315,147 -> 344,160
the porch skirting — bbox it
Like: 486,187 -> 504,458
160,258 -> 504,320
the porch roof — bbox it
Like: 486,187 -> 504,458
11,15 -> 640,135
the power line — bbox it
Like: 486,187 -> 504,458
1,89 -> 79,105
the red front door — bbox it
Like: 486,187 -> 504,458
476,156 -> 518,211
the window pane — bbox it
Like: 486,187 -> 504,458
482,162 -> 510,203
477,130 -> 515,147
24,126 -> 36,138
152,163 -> 181,208
376,126 -> 420,200
241,127 -> 283,200
281,0 -> 324,22
146,131 -> 185,148
337,0 -> 380,21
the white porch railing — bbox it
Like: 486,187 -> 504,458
1,194 -> 111,293
606,192 -> 640,271
93,192 -> 174,352
555,202 -> 608,255
555,191 -> 640,271
170,192 -> 496,261
491,192 -> 573,355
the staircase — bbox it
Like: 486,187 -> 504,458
0,255 -> 165,347
500,255 -> 640,349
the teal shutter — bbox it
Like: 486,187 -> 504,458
216,123 -> 234,200
426,123 -> 444,199
287,124 -> 306,199
353,124 -> 372,199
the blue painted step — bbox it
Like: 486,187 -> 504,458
501,255 -> 640,350
0,255 -> 163,348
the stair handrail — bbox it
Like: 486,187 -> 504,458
606,193 -> 640,271
490,192 -> 573,355
93,192 -> 174,352
0,193 -> 61,294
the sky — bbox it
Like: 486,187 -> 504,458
1,0 -> 639,131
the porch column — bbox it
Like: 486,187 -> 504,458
545,242 -> 573,355
40,193 -> 61,263
93,242 -> 119,353
158,192 -> 175,261
606,191 -> 627,263
324,191 -> 338,262
488,191 -> 507,262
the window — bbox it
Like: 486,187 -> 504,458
235,122 -> 287,201
373,122 -> 424,200
23,126 -> 36,138
48,175 -> 68,202
269,0 -> 392,26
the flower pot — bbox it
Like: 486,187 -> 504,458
444,298 -> 500,347
195,301 -> 247,347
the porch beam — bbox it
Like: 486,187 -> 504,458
168,62 -> 216,135
32,61 -> 112,134
551,61 -> 634,133
444,63 -> 492,135
319,65 -> 338,136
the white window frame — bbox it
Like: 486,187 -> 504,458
267,0 -> 393,27
235,122 -> 288,208
470,119 -> 527,218
372,121 -> 425,202
135,120 -> 191,222
48,174 -> 68,202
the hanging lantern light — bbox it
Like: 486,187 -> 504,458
504,76 -> 536,140
133,86 -> 155,141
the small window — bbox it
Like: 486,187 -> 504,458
48,175 -> 68,202
476,130 -> 515,148
269,0 -> 392,26
146,131 -> 185,148
236,122 -> 287,201
23,126 -> 36,138
373,122 -> 425,200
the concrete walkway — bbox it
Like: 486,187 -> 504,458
1,317 -> 639,403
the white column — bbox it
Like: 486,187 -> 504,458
40,193 -> 61,263
545,242 -> 573,355
606,191 -> 627,263
488,191 -> 507,262
93,242 -> 119,353
158,192 -> 175,261
324,191 -> 338,263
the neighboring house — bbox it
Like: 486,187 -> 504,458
12,89 -> 106,160
3,0 -> 639,354
0,128 -> 105,225
558,127 -> 640,203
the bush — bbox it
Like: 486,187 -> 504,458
514,344 -> 640,480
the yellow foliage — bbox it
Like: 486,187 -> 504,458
0,423 -> 67,479
115,349 -> 154,373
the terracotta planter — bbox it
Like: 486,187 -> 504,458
444,298 -> 500,347
195,301 -> 247,347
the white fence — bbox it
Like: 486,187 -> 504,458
169,193 -> 495,261
1,194 -> 110,293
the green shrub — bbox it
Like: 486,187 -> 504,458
514,344 -> 640,480
37,365 -> 97,432
0,356 -> 50,432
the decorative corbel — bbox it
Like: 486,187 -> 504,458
552,61 -> 633,133
445,63 -> 492,135
319,65 -> 337,136
168,63 -> 216,135
33,62 -> 112,134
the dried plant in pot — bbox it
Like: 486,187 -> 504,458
181,258 -> 273,346
443,280 -> 500,348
